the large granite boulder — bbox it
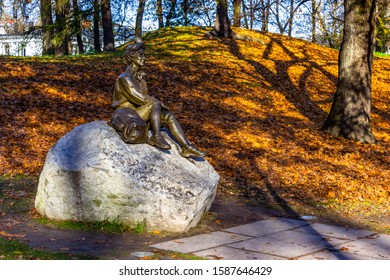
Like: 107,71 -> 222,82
35,121 -> 219,233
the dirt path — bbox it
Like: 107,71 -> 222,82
1,178 -> 388,259
0,193 -> 279,259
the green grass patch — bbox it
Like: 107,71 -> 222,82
152,250 -> 207,260
133,220 -> 147,234
374,52 -> 390,59
36,217 -> 131,234
0,237 -> 95,260
0,176 -> 36,215
35,216 -> 165,235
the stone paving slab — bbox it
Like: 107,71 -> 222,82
298,250 -> 378,260
293,223 -> 375,240
224,218 -> 309,237
194,246 -> 287,260
151,231 -> 252,253
151,218 -> 389,260
227,230 -> 348,259
333,234 -> 390,260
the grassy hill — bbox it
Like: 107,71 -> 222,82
1,26 -> 389,231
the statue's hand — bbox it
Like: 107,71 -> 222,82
134,71 -> 146,80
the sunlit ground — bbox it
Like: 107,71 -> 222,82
1,26 -> 389,231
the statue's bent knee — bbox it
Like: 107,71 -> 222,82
164,111 -> 177,124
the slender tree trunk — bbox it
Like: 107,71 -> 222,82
249,0 -> 254,29
55,0 -> 70,56
275,0 -> 284,33
93,0 -> 101,52
260,0 -> 270,32
287,0 -> 294,36
166,0 -> 177,27
214,0 -> 234,37
182,0 -> 190,26
233,0 -> 242,27
322,0 -> 378,144
135,0 -> 146,42
318,10 -> 335,48
101,0 -> 115,51
40,0 -> 55,55
242,0 -> 249,29
156,0 -> 164,28
311,0 -> 317,43
72,0 -> 84,54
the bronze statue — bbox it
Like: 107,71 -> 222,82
110,42 -> 206,158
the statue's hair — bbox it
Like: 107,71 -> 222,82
124,42 -> 145,63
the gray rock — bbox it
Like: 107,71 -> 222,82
35,121 -> 219,233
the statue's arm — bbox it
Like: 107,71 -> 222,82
118,76 -> 154,106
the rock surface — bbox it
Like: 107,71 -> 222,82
35,121 -> 219,233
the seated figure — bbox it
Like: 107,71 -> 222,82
111,42 -> 206,158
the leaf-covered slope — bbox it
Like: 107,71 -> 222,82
1,26 -> 389,215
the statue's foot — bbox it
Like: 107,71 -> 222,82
148,134 -> 171,150
181,145 -> 206,158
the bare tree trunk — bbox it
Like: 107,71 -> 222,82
182,0 -> 190,25
102,0 -> 115,51
135,0 -> 146,42
242,0 -> 249,29
318,9 -> 336,48
156,0 -> 164,28
233,0 -> 242,27
40,0 -> 55,55
166,0 -> 177,27
72,0 -> 84,54
260,0 -> 271,32
322,0 -> 378,144
311,0 -> 317,42
275,0 -> 284,33
55,0 -> 70,56
249,0 -> 254,29
93,0 -> 101,52
214,0 -> 234,37
274,0 -> 309,35
287,0 -> 294,36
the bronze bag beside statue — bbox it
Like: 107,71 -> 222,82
108,108 -> 148,144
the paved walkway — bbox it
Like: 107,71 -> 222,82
151,218 -> 390,260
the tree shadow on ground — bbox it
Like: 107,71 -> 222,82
225,36 -> 336,125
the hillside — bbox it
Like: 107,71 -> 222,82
0,26 -> 389,231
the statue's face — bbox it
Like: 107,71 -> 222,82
133,50 -> 146,67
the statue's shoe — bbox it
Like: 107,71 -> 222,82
181,145 -> 206,158
148,134 -> 171,150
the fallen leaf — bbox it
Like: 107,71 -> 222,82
0,231 -> 26,239
327,191 -> 336,198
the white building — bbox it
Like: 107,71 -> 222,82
0,23 -> 42,56
0,18 -> 136,57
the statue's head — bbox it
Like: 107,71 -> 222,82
109,108 -> 148,144
124,42 -> 145,64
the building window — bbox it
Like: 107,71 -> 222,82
18,43 -> 26,56
4,43 -> 10,55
